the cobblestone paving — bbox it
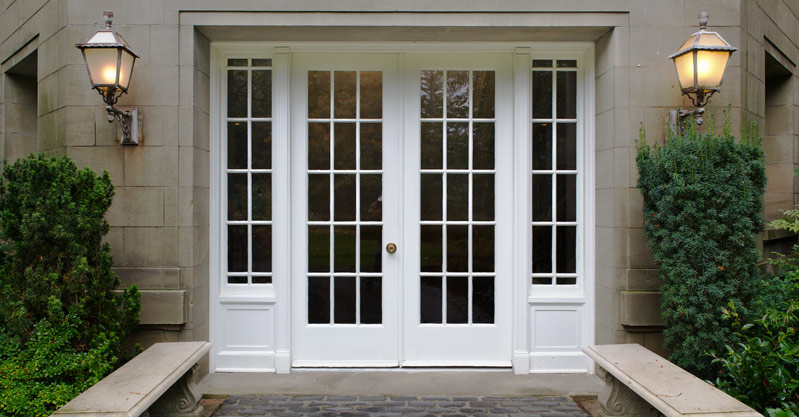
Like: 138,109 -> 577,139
214,395 -> 589,417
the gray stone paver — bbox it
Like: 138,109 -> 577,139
214,395 -> 588,416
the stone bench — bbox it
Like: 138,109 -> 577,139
52,341 -> 211,417
583,344 -> 762,417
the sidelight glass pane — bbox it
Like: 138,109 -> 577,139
420,276 -> 443,323
228,58 -> 247,67
308,276 -> 330,323
556,226 -> 576,273
556,123 -> 577,170
472,123 -> 495,170
360,123 -> 382,170
472,226 -> 495,272
334,123 -> 356,170
252,58 -> 272,67
334,226 -> 356,272
446,71 -> 469,118
251,70 -> 272,118
447,225 -> 468,272
557,71 -> 577,119
473,277 -> 494,323
473,174 -> 494,221
360,226 -> 382,273
308,71 -> 330,118
227,122 -> 247,169
334,174 -> 356,221
308,123 -> 331,170
446,174 -> 468,221
532,71 -> 552,118
251,225 -> 272,272
420,174 -> 442,221
446,277 -> 468,324
227,70 -> 247,118
532,226 -> 552,273
532,174 -> 552,221
228,276 -> 247,284
360,71 -> 382,119
334,276 -> 356,323
251,122 -> 272,169
533,59 -> 552,68
472,71 -> 495,118
360,174 -> 382,222
421,123 -> 443,169
557,174 -> 576,222
421,70 -> 444,118
532,123 -> 552,170
420,225 -> 443,272
360,277 -> 382,324
251,173 -> 272,220
227,225 -> 247,272
446,123 -> 469,169
334,71 -> 357,118
308,226 -> 330,273
227,174 -> 247,220
307,174 -> 330,221
557,60 -> 577,68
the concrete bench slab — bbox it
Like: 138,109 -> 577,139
583,344 -> 762,417
53,341 -> 211,417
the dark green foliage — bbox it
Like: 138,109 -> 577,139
0,154 -> 140,417
712,300 -> 799,416
711,205 -> 799,416
636,120 -> 766,378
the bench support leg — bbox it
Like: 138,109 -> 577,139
149,363 -> 204,417
596,367 -> 658,417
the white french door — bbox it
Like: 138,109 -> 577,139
290,52 -> 512,366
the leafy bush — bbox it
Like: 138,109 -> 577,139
636,121 -> 766,378
0,154 -> 140,417
711,203 -> 799,416
712,300 -> 799,416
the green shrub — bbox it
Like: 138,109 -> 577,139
0,154 -> 140,417
711,203 -> 799,415
636,121 -> 766,378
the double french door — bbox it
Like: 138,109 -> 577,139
290,53 -> 513,366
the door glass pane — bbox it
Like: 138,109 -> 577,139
227,122 -> 247,169
252,122 -> 272,169
472,277 -> 495,323
307,70 -> 384,325
419,69 -> 496,325
252,70 -> 272,118
308,277 -> 330,324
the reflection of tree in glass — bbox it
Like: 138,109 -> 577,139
334,72 -> 357,118
421,70 -> 443,118
472,71 -> 495,118
308,71 -> 331,118
446,71 -> 469,118
227,70 -> 248,117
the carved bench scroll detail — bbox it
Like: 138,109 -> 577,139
149,363 -> 204,417
596,367 -> 659,417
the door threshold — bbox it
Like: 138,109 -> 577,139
291,367 -> 512,372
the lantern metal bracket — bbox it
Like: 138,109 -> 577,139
106,105 -> 139,145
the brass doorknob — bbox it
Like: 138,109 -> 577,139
386,242 -> 397,254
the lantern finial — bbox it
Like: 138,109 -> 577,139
698,12 -> 708,30
103,11 -> 113,29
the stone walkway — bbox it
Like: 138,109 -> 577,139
213,394 -> 589,417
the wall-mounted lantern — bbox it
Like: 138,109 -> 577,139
75,11 -> 140,145
668,12 -> 737,126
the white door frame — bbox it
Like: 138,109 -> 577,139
209,42 -> 595,374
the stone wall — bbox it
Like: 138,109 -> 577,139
0,0 -> 796,365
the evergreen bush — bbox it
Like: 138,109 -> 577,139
635,120 -> 766,378
0,154 -> 140,417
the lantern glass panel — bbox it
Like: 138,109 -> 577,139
118,49 -> 135,90
679,35 -> 697,51
87,31 -> 117,44
674,53 -> 695,90
696,50 -> 729,88
84,48 -> 121,88
697,33 -> 728,47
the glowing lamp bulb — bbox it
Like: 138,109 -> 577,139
102,66 -> 117,84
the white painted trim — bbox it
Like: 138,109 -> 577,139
512,47 -> 532,375
209,41 -> 596,373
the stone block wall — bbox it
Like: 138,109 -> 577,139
0,0 -> 796,366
